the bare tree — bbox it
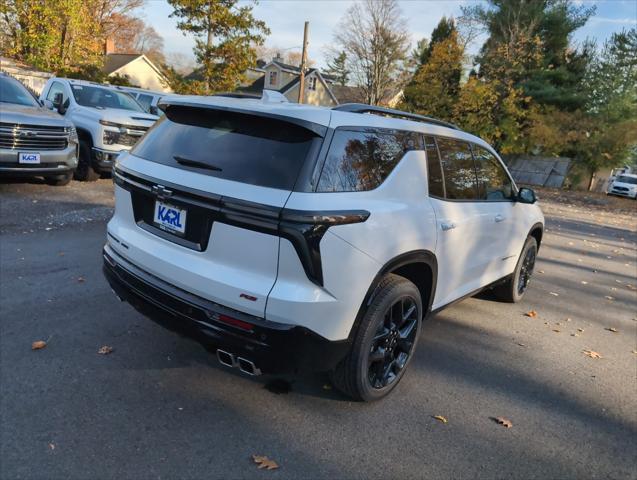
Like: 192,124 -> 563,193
333,0 -> 409,105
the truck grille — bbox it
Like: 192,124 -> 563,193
0,123 -> 69,151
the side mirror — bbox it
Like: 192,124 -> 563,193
517,187 -> 537,204
52,93 -> 67,115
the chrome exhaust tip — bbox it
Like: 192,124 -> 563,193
216,349 -> 236,368
237,357 -> 262,376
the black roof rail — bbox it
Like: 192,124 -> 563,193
332,103 -> 460,130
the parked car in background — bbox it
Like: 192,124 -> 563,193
607,173 -> 637,199
0,73 -> 78,186
103,94 -> 544,401
115,86 -> 166,116
39,78 -> 158,181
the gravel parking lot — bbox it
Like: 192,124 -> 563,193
1,179 -> 636,479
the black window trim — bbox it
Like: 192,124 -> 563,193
311,125 -> 425,194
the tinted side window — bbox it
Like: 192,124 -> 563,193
317,129 -> 421,192
437,138 -> 479,200
424,136 -> 444,197
473,145 -> 513,201
46,82 -> 66,103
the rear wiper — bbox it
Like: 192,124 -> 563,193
174,155 -> 222,172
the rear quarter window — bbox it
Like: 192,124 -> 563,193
131,107 -> 321,190
317,129 -> 421,192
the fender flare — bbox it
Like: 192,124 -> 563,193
528,222 -> 544,250
346,249 -> 438,342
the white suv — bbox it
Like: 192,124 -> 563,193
103,95 -> 544,401
40,78 -> 158,181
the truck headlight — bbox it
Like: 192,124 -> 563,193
67,126 -> 78,144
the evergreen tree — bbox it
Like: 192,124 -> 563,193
409,38 -> 429,69
401,19 -> 462,120
326,51 -> 350,86
168,0 -> 269,93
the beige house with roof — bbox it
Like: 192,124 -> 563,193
101,38 -> 170,93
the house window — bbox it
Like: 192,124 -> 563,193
269,71 -> 278,87
308,77 -> 317,91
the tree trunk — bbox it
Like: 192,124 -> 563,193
587,169 -> 596,192
204,7 -> 213,94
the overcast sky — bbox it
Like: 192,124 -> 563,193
141,0 -> 637,69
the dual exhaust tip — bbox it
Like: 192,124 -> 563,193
216,349 -> 261,376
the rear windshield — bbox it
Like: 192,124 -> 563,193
131,107 -> 320,190
616,175 -> 637,185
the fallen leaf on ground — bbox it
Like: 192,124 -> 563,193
31,340 -> 47,350
432,415 -> 448,424
525,310 -> 538,318
252,455 -> 279,470
571,333 -> 579,337
577,328 -> 584,332
516,342 -> 526,347
77,277 -> 85,283
49,443 -> 55,450
97,345 -> 113,355
605,327 -> 618,333
583,350 -> 602,359
549,292 -> 559,296
492,417 -> 513,428
552,329 -> 561,333
581,281 -> 588,285
604,296 -> 614,301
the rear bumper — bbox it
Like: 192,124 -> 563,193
102,247 -> 351,374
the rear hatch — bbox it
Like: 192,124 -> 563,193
108,101 -> 326,317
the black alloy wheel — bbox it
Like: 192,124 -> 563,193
517,247 -> 536,295
368,296 -> 419,389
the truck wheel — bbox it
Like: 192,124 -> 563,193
74,140 -> 100,182
493,236 -> 538,303
330,274 -> 422,401
45,173 -> 73,186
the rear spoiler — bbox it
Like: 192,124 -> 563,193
157,98 -> 328,137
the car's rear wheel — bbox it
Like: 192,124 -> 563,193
74,140 -> 100,182
493,236 -> 538,303
45,173 -> 73,186
330,274 -> 422,401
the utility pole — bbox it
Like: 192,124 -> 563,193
298,21 -> 309,104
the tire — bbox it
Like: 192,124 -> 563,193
492,236 -> 538,303
45,172 -> 73,186
330,274 -> 422,401
74,140 -> 100,182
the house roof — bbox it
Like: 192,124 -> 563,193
270,60 -> 301,73
102,53 -> 143,74
330,85 -> 366,104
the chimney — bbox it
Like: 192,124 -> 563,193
104,37 -> 115,55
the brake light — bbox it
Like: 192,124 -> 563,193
217,314 -> 254,331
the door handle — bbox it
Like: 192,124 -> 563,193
495,214 -> 505,223
441,221 -> 456,231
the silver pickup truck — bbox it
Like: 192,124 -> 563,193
0,73 -> 78,186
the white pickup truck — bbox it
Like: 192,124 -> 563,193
40,78 -> 158,181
